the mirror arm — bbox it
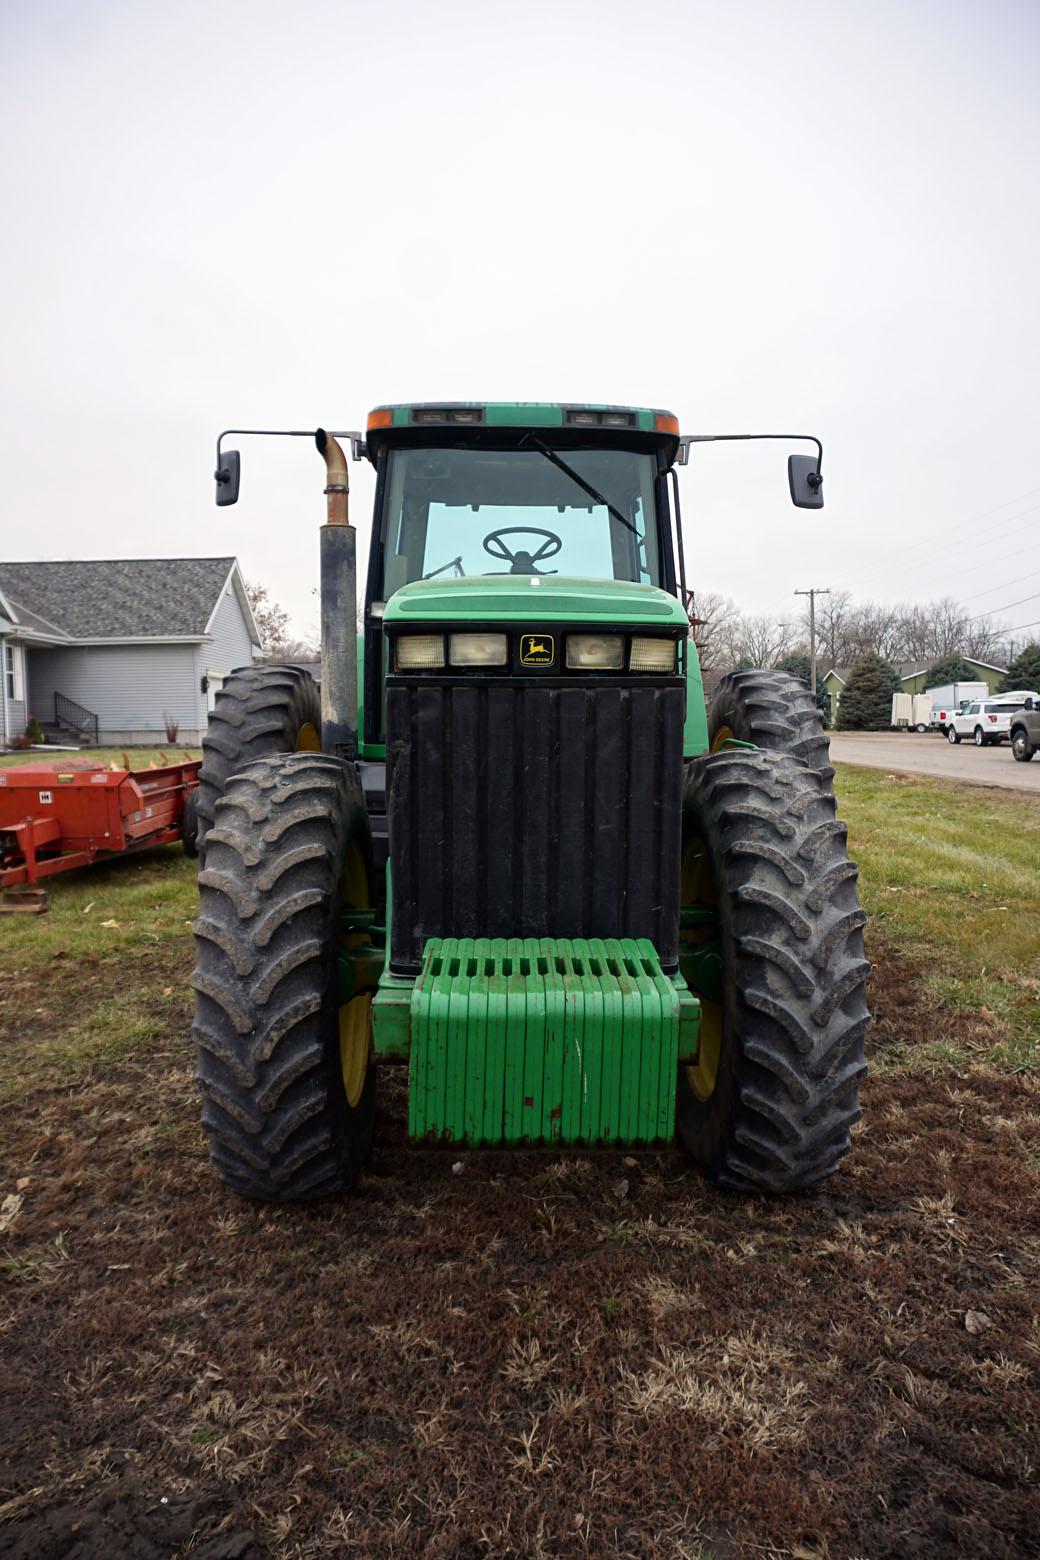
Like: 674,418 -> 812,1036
214,427 -> 367,483
676,432 -> 823,488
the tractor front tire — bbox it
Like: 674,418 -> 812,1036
677,749 -> 870,1193
191,753 -> 376,1201
195,666 -> 321,857
709,669 -> 833,784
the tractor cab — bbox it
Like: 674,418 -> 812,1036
364,403 -> 681,592
359,404 -> 685,752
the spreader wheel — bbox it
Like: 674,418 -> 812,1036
195,665 -> 322,857
677,749 -> 870,1193
191,753 -> 376,1201
181,787 -> 200,858
709,668 -> 833,784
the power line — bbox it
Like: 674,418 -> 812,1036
961,563 -> 1040,603
848,486 -> 1040,585
850,499 -> 1040,594
966,589 -> 1040,622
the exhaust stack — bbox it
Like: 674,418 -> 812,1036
316,429 -> 358,759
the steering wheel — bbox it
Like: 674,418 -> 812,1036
482,527 -> 563,574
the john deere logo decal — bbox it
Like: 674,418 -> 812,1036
520,633 -> 554,665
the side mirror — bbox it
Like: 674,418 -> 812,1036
215,449 -> 240,506
788,453 -> 823,509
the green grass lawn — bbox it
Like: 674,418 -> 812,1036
835,762 -> 1040,1076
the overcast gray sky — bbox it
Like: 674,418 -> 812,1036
2,0 -> 1038,641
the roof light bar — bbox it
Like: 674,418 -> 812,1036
564,409 -> 637,429
411,407 -> 485,426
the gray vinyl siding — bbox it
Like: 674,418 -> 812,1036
28,644 -> 201,741
193,579 -> 259,729
206,581 -> 257,674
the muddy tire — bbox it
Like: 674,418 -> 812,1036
181,787 -> 200,858
709,668 -> 833,784
677,749 -> 870,1193
196,666 -> 321,857
191,753 -> 375,1201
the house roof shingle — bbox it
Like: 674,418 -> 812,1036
0,557 -> 237,639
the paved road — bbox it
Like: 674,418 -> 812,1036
828,731 -> 1040,796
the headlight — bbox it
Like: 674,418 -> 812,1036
630,637 -> 676,673
566,633 -> 624,669
449,632 -> 508,666
396,634 -> 445,670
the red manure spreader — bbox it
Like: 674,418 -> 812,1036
0,757 -> 200,912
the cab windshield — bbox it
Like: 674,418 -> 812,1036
379,446 -> 662,598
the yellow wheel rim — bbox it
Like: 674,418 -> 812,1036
710,724 -> 735,754
295,722 -> 321,752
339,992 -> 372,1108
338,842 -> 371,1109
681,836 -> 724,1101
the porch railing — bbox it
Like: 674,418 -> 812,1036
54,691 -> 99,746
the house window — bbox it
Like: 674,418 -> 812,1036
3,643 -> 23,703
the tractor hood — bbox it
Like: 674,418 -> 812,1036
383,576 -> 689,629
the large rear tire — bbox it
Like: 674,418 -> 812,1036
709,668 -> 833,784
196,666 -> 321,857
191,753 -> 376,1201
677,749 -> 870,1193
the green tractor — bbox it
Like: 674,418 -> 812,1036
191,405 -> 868,1200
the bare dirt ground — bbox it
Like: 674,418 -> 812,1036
1,938 -> 1039,1558
828,732 -> 1040,795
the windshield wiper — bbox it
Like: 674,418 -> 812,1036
520,435 -> 641,538
422,555 -> 465,580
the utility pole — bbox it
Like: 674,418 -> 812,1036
794,587 -> 831,695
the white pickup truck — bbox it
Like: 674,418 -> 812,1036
928,682 -> 989,735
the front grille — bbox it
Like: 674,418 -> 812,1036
385,678 -> 683,974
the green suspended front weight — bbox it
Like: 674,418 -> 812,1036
408,936 -> 697,1147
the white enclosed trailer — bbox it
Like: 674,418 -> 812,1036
891,692 -> 934,731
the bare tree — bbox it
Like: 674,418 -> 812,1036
688,590 -> 741,669
963,617 -> 1011,663
246,581 -> 290,654
245,581 -> 318,661
733,614 -> 795,668
695,586 -> 1011,677
806,589 -> 854,668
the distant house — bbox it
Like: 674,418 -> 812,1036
821,656 -> 1006,725
0,557 -> 262,746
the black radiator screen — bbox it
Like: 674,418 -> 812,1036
385,678 -> 683,974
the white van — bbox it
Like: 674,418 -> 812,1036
946,691 -> 1040,746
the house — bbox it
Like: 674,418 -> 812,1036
821,656 -> 1007,725
0,557 -> 263,746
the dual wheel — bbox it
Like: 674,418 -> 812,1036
191,665 -> 378,1201
678,670 -> 870,1191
